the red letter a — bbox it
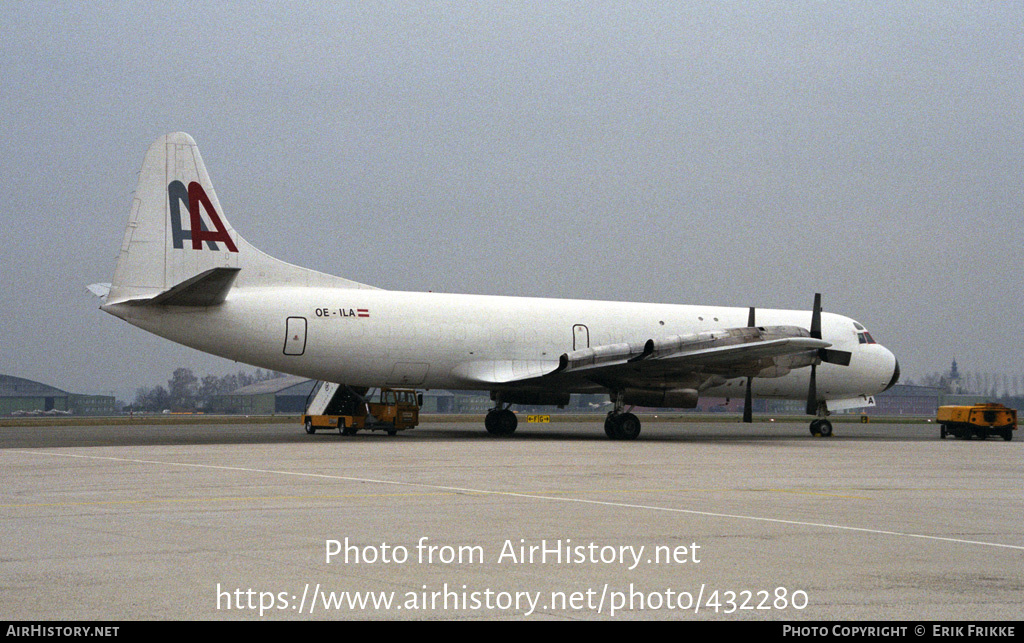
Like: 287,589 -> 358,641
187,182 -> 239,252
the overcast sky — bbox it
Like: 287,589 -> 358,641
1,1 -> 1021,402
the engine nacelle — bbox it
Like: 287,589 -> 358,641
617,388 -> 699,409
492,390 -> 571,407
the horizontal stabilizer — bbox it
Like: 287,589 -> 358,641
86,283 -> 111,299
140,267 -> 241,306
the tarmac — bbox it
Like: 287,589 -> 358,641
1,418 -> 1021,621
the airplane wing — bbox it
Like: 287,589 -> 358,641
456,325 -> 829,391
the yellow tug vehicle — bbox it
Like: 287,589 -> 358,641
937,403 -> 1016,441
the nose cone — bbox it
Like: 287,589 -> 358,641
885,357 -> 900,391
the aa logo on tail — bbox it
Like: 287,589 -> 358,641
168,180 -> 239,252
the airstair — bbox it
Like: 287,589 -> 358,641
305,381 -> 341,416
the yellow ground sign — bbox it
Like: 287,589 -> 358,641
526,415 -> 551,423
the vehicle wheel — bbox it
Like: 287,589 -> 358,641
305,419 -> 315,434
342,427 -> 358,436
387,430 -> 398,436
485,409 -> 517,436
940,425 -> 946,439
1003,429 -> 1013,442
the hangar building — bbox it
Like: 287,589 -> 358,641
0,374 -> 115,416
209,375 -> 317,415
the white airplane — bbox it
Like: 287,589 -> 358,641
91,132 -> 899,439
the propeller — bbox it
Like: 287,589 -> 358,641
806,293 -> 822,416
743,306 -> 755,423
745,294 -> 851,421
806,293 -> 854,415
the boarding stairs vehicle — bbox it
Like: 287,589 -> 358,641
303,382 -> 421,436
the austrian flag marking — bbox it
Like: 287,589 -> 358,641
357,309 -> 370,318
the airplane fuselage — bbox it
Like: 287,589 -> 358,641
105,288 -> 896,402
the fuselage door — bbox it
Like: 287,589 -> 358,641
284,316 -> 307,356
573,324 -> 590,351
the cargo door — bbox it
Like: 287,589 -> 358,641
387,362 -> 429,386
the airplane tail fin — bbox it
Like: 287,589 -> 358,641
106,132 -> 370,306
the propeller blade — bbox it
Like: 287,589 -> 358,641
804,294 -> 822,415
744,307 -> 755,422
806,364 -> 818,415
810,293 -> 822,340
820,348 -> 852,366
743,377 -> 753,423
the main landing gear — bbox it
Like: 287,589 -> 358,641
484,391 -> 643,440
605,392 -> 641,440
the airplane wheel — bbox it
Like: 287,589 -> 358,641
809,419 -> 832,437
305,419 -> 315,434
617,413 -> 641,440
485,409 -> 517,436
605,413 -> 641,440
604,415 -> 617,438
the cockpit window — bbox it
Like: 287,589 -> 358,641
857,332 -> 876,344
